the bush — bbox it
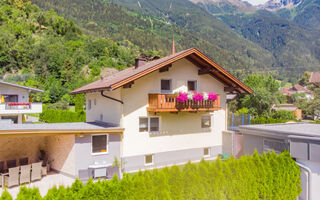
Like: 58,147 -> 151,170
271,110 -> 296,121
1,151 -> 301,200
46,101 -> 69,110
251,116 -> 286,124
39,109 -> 85,123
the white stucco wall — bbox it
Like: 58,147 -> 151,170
0,83 -> 30,103
121,58 -> 227,157
297,159 -> 320,200
86,89 -> 122,125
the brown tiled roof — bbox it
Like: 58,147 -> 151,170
310,72 -> 320,83
70,48 -> 252,94
293,84 -> 311,93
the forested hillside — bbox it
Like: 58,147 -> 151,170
0,0 -> 138,103
219,10 -> 320,81
31,0 -> 277,77
277,0 -> 320,30
31,0 -> 320,81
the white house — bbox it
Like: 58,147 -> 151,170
0,80 -> 43,124
70,48 -> 252,174
0,48 -> 252,197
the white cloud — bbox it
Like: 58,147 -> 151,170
242,0 -> 269,6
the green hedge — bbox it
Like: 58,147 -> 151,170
251,116 -> 287,124
0,151 -> 301,200
39,109 -> 85,123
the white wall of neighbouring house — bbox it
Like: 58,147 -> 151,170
297,159 -> 320,200
121,58 -> 227,157
86,89 -> 122,126
0,84 -> 30,103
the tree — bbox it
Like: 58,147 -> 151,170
240,74 -> 282,116
298,71 -> 311,86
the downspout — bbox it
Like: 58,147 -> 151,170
100,91 -> 123,104
296,161 -> 312,200
100,90 -> 124,179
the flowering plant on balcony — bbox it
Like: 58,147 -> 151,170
176,92 -> 188,103
175,91 -> 217,103
8,102 -> 30,106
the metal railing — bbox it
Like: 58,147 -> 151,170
227,113 -> 251,131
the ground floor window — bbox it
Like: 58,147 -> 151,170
139,117 -> 160,133
204,147 -> 211,157
263,138 -> 288,154
92,134 -> 108,154
1,115 -> 18,124
145,154 -> 154,165
201,115 -> 211,128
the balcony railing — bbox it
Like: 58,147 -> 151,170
5,102 -> 31,110
0,102 -> 42,114
147,93 -> 220,112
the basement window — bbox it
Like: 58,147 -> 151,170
145,154 -> 154,165
204,148 -> 211,157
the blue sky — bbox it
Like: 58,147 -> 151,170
243,0 -> 269,5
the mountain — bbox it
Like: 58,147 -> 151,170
259,0 -> 302,10
190,0 -> 256,14
32,0 -> 276,76
276,0 -> 320,30
219,10 -> 320,80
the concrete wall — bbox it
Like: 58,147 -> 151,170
123,145 -> 221,172
222,131 -> 233,156
0,135 -> 46,166
243,134 -> 264,155
86,90 -> 121,125
74,134 -> 121,180
46,135 -> 76,177
0,83 -> 29,103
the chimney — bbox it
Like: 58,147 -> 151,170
135,57 -> 146,68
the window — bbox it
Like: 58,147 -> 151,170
150,117 -> 160,132
100,114 -> 104,122
139,117 -> 160,133
188,81 -> 197,91
161,79 -> 172,93
201,115 -> 211,128
88,99 -> 92,110
3,95 -> 18,102
139,117 -> 148,132
145,154 -> 154,165
204,148 -> 211,157
92,135 -> 108,154
263,139 -> 288,154
1,116 -> 18,124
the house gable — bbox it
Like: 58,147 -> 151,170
70,48 -> 252,95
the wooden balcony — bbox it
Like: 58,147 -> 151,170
147,93 -> 221,112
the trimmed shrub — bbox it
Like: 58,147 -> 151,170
251,116 -> 287,124
39,109 -> 85,123
271,110 -> 296,121
1,151 -> 301,200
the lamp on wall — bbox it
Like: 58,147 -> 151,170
76,134 -> 84,138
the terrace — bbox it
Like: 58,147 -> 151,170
0,102 -> 42,114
